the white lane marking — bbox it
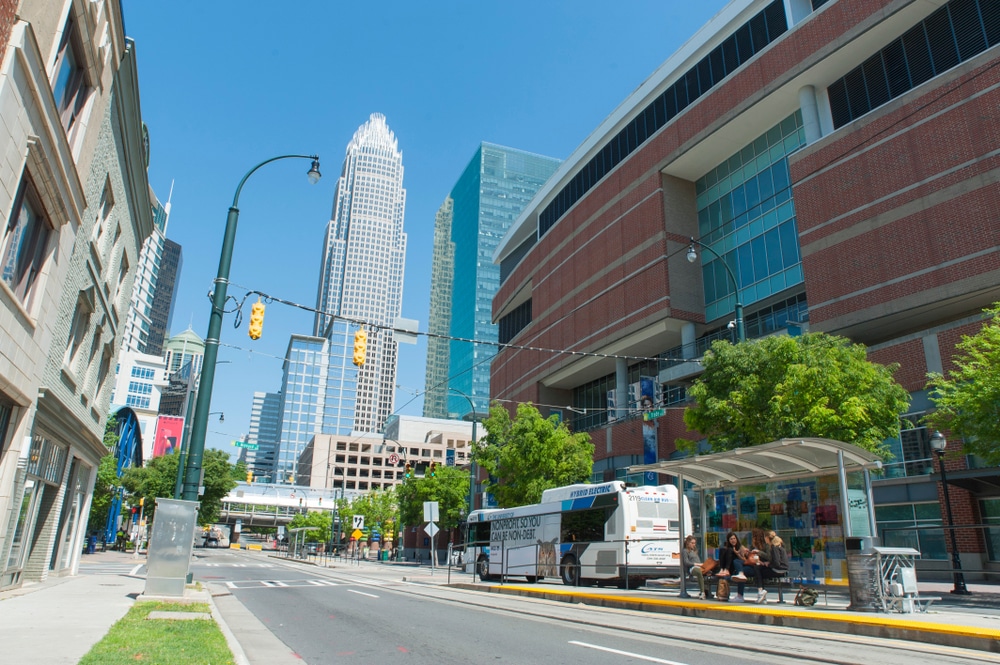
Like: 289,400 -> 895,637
569,641 -> 690,665
225,582 -> 237,589
260,581 -> 276,587
347,589 -> 379,599
129,564 -> 144,576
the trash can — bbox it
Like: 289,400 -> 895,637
845,536 -> 879,611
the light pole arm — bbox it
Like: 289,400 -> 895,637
449,389 -> 478,515
182,154 -> 319,502
688,237 -> 745,343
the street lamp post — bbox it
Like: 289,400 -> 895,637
182,154 -> 321,501
686,237 -> 745,343
929,431 -> 970,594
448,388 -> 478,517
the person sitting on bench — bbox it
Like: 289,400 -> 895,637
750,531 -> 788,603
682,535 -> 717,599
719,531 -> 750,602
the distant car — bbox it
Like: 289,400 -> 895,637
306,542 -> 319,554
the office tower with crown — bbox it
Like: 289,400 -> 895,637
313,113 -> 408,433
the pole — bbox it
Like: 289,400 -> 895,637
183,154 -> 318,501
687,238 -> 745,342
449,388 -> 478,517
174,363 -> 196,499
937,450 -> 970,594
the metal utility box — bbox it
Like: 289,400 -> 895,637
144,498 -> 199,597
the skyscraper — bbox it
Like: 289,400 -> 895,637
247,390 -> 282,481
424,143 -> 560,420
314,113 -> 407,433
122,186 -> 180,355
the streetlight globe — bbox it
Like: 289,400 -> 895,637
929,430 -> 946,453
686,245 -> 698,263
307,159 -> 322,185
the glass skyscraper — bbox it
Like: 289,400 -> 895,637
274,328 -> 356,482
424,143 -> 560,420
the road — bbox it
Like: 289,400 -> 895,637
192,548 -> 997,665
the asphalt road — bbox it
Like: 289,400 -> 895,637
192,549 -> 999,665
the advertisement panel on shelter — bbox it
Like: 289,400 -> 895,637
152,415 -> 184,458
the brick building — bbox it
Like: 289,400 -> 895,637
492,0 -> 999,579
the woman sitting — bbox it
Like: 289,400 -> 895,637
751,530 -> 789,603
681,535 -> 716,599
718,531 -> 749,602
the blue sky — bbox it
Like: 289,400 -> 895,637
122,1 -> 730,459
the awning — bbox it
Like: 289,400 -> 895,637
628,437 -> 883,488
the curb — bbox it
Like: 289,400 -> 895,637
202,589 -> 251,665
454,583 -> 1000,653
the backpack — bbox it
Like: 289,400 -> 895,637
716,578 -> 731,601
794,586 -> 819,606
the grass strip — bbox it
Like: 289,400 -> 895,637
79,601 -> 234,665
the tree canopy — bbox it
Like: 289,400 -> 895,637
396,464 -> 467,529
473,402 -> 593,508
122,448 -> 237,524
925,302 -> 1000,464
682,332 -> 909,456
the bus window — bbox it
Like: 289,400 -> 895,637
562,508 -> 608,544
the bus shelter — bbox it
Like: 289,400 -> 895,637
629,438 -> 883,594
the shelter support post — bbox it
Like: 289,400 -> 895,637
864,467 -> 877,536
677,473 -> 688,598
837,450 -> 852,538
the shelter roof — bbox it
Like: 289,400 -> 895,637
628,438 -> 882,488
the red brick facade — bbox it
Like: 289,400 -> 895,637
0,0 -> 17,69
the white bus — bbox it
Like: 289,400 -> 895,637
465,481 -> 690,587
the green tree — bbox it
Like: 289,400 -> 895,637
473,402 -> 594,508
287,510 -> 331,543
925,302 -> 1000,463
123,448 -> 237,524
396,465 -> 468,529
231,459 -> 248,483
682,332 -> 910,455
88,416 -> 121,533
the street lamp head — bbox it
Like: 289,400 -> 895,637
686,242 -> 698,263
307,159 -> 322,185
929,430 -> 946,454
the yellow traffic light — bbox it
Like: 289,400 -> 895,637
248,300 -> 265,340
353,328 -> 368,366
246,470 -> 253,483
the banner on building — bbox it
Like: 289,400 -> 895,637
153,415 -> 185,458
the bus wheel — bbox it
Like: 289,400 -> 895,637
477,555 -> 491,581
561,556 -> 580,586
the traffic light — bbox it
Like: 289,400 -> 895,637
246,470 -> 253,483
248,300 -> 265,340
353,328 -> 367,366
404,463 -> 412,478
429,461 -> 437,477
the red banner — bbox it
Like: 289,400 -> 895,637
153,415 -> 184,458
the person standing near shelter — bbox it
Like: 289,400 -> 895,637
752,531 -> 788,603
718,531 -> 749,601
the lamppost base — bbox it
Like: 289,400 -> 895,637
950,586 -> 971,595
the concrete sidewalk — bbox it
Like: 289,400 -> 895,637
0,552 -> 145,664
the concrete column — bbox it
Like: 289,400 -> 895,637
799,85 -> 823,145
615,358 -> 628,422
681,322 -> 697,360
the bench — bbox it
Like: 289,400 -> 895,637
697,573 -> 791,602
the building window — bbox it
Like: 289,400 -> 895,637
52,14 -> 90,133
828,0 -> 1000,128
64,290 -> 94,369
884,413 -> 936,478
981,499 -> 1000,562
1,176 -> 53,309
875,503 -> 946,560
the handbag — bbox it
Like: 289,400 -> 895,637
716,577 -> 731,600
699,556 -> 717,574
745,551 -> 760,566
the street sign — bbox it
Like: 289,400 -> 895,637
234,440 -> 259,450
388,453 -> 400,465
643,409 -> 665,421
352,515 -> 365,530
423,501 -> 439,523
446,449 -> 455,466
351,529 -> 363,540
424,522 -> 439,538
